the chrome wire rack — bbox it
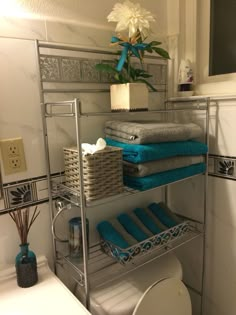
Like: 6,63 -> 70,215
59,219 -> 203,288
101,220 -> 201,265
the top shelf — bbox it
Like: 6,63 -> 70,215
43,95 -> 236,120
43,98 -> 208,118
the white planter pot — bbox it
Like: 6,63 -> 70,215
110,83 -> 148,111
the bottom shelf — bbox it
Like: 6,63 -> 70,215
59,219 -> 203,288
101,220 -> 192,265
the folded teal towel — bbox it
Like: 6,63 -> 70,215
97,221 -> 130,249
148,203 -> 177,228
117,213 -> 148,242
133,208 -> 163,234
124,163 -> 206,191
106,138 -> 208,163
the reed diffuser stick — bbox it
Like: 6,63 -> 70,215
9,206 -> 40,244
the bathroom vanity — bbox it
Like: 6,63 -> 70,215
0,256 -> 91,315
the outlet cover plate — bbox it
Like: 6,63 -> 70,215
0,138 -> 27,175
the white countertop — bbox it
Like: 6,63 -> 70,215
0,256 -> 91,315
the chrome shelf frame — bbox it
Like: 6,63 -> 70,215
36,39 -> 211,314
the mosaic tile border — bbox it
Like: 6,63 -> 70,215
40,54 -> 168,86
1,154 -> 234,213
208,154 -> 236,180
2,173 -> 62,211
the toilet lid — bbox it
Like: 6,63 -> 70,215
133,278 -> 191,315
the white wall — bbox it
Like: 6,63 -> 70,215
166,1 -> 236,315
195,2 -> 236,314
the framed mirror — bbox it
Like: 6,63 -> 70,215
209,0 -> 236,76
0,166 -> 4,210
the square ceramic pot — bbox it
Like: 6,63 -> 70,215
110,83 -> 148,111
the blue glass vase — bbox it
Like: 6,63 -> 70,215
15,243 -> 38,288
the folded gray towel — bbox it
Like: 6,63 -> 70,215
105,120 -> 203,144
123,155 -> 204,177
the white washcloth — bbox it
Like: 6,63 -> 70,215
82,138 -> 106,156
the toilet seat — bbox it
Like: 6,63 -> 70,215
133,277 -> 191,315
75,254 -> 191,315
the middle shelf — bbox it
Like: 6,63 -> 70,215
51,172 -> 205,208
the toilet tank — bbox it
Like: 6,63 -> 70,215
76,253 -> 183,315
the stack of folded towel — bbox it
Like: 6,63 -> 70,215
105,120 -> 208,190
97,202 -> 185,262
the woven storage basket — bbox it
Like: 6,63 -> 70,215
63,146 -> 124,201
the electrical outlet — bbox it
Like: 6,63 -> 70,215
0,138 -> 27,175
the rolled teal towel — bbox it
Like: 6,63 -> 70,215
106,138 -> 208,163
124,163 -> 206,191
148,203 -> 177,228
133,208 -> 163,235
97,221 -> 130,249
117,213 -> 148,242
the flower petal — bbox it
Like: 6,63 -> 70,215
107,0 -> 155,38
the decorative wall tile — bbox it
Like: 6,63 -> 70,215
39,54 -> 168,91
40,56 -> 60,81
61,57 -> 81,81
147,64 -> 167,85
132,62 -> 148,71
6,183 -> 34,207
99,60 -> 116,83
161,65 -> 167,84
80,59 -> 100,82
35,179 -> 48,200
2,175 -> 49,209
208,155 -> 236,180
1,173 -> 68,210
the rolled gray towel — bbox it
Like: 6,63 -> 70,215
110,218 -> 137,245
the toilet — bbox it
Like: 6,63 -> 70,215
76,253 -> 192,315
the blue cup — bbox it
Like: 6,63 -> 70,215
69,217 -> 89,258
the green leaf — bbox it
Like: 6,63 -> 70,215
136,79 -> 157,92
139,73 -> 153,78
114,73 -> 120,81
149,41 -> 162,46
152,47 -> 170,59
145,47 -> 153,53
133,69 -> 152,79
95,63 -> 118,73
133,69 -> 145,75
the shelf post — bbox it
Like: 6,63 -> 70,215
74,98 -> 90,310
200,97 -> 210,315
35,40 -> 57,273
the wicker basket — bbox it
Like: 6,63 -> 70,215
63,146 -> 124,201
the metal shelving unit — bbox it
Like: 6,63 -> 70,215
36,40 -> 209,313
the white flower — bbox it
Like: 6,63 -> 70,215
107,0 -> 155,39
